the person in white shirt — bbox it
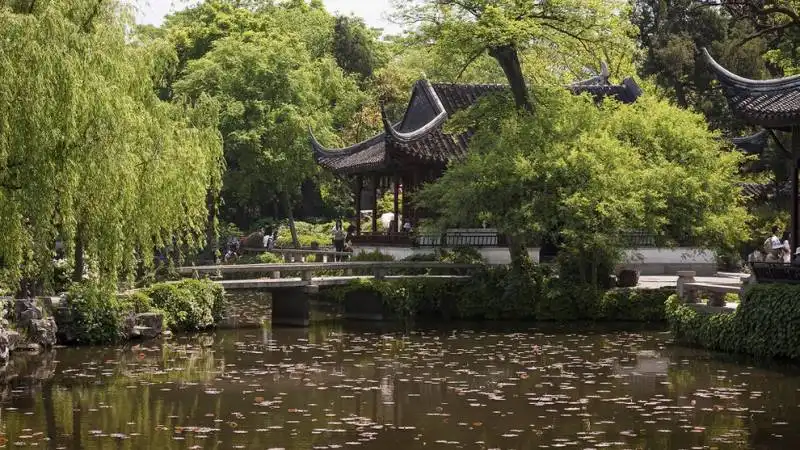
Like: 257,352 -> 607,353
764,226 -> 783,262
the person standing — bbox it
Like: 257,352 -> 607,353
332,219 -> 346,261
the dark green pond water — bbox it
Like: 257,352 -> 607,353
0,322 -> 798,449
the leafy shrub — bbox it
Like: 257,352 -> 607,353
439,246 -> 485,265
351,250 -> 395,261
723,292 -> 740,304
320,263 -> 670,323
53,258 -> 73,293
257,252 -> 283,264
598,287 -> 674,322
64,282 -> 128,344
275,220 -> 336,248
127,291 -> 153,314
666,284 -> 800,359
146,279 -> 224,331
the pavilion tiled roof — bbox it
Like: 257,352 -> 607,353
310,133 -> 387,175
740,181 -> 788,199
704,49 -> 800,129
311,66 -> 643,176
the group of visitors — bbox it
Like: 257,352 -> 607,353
331,219 -> 357,261
749,226 -> 800,264
224,236 -> 240,263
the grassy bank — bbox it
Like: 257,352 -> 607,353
666,284 -> 800,360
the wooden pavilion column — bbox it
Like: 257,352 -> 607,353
371,174 -> 378,234
392,174 -> 400,233
354,175 -> 362,236
792,126 -> 800,255
401,174 -> 410,229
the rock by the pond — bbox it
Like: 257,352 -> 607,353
53,307 -> 77,344
26,318 -> 57,349
14,299 -> 42,325
0,328 -> 9,364
128,312 -> 164,340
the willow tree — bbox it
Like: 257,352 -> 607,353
0,1 -> 223,293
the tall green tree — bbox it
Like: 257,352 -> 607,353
333,15 -> 386,81
632,0 -> 767,132
394,0 -> 638,111
157,1 -> 375,236
172,27 -> 366,242
0,0 -> 223,292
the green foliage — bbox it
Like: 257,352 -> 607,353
166,2 -> 368,228
65,283 -> 128,345
145,279 -> 225,331
419,86 -> 749,284
333,15 -> 386,80
256,252 -> 284,264
632,0 -> 767,132
351,250 -> 396,262
0,1 -> 223,289
666,284 -> 800,359
322,263 -> 674,322
598,287 -> 675,322
438,246 -> 485,265
276,221 -> 336,248
128,292 -> 154,314
395,0 -> 638,91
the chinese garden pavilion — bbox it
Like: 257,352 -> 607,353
705,48 -> 800,276
732,130 -> 782,200
310,64 -> 642,244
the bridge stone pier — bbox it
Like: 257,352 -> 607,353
270,286 -> 318,327
342,287 -> 385,321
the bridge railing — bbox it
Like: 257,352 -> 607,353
239,248 -> 352,262
179,261 -> 486,281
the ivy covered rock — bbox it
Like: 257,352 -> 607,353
666,284 -> 800,360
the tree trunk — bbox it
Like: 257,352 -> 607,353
506,234 -> 529,268
281,191 -> 300,248
204,188 -> 218,264
489,45 -> 533,112
672,76 -> 688,109
72,223 -> 86,282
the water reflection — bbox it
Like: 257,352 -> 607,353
0,323 -> 797,449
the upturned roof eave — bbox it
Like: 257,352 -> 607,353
703,48 -> 800,129
703,48 -> 800,93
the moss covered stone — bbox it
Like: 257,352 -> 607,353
666,283 -> 800,360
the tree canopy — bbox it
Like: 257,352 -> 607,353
417,86 -> 749,280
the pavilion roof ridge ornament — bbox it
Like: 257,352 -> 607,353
571,61 -> 612,88
382,79 -> 449,143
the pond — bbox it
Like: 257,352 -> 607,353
0,322 -> 798,449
